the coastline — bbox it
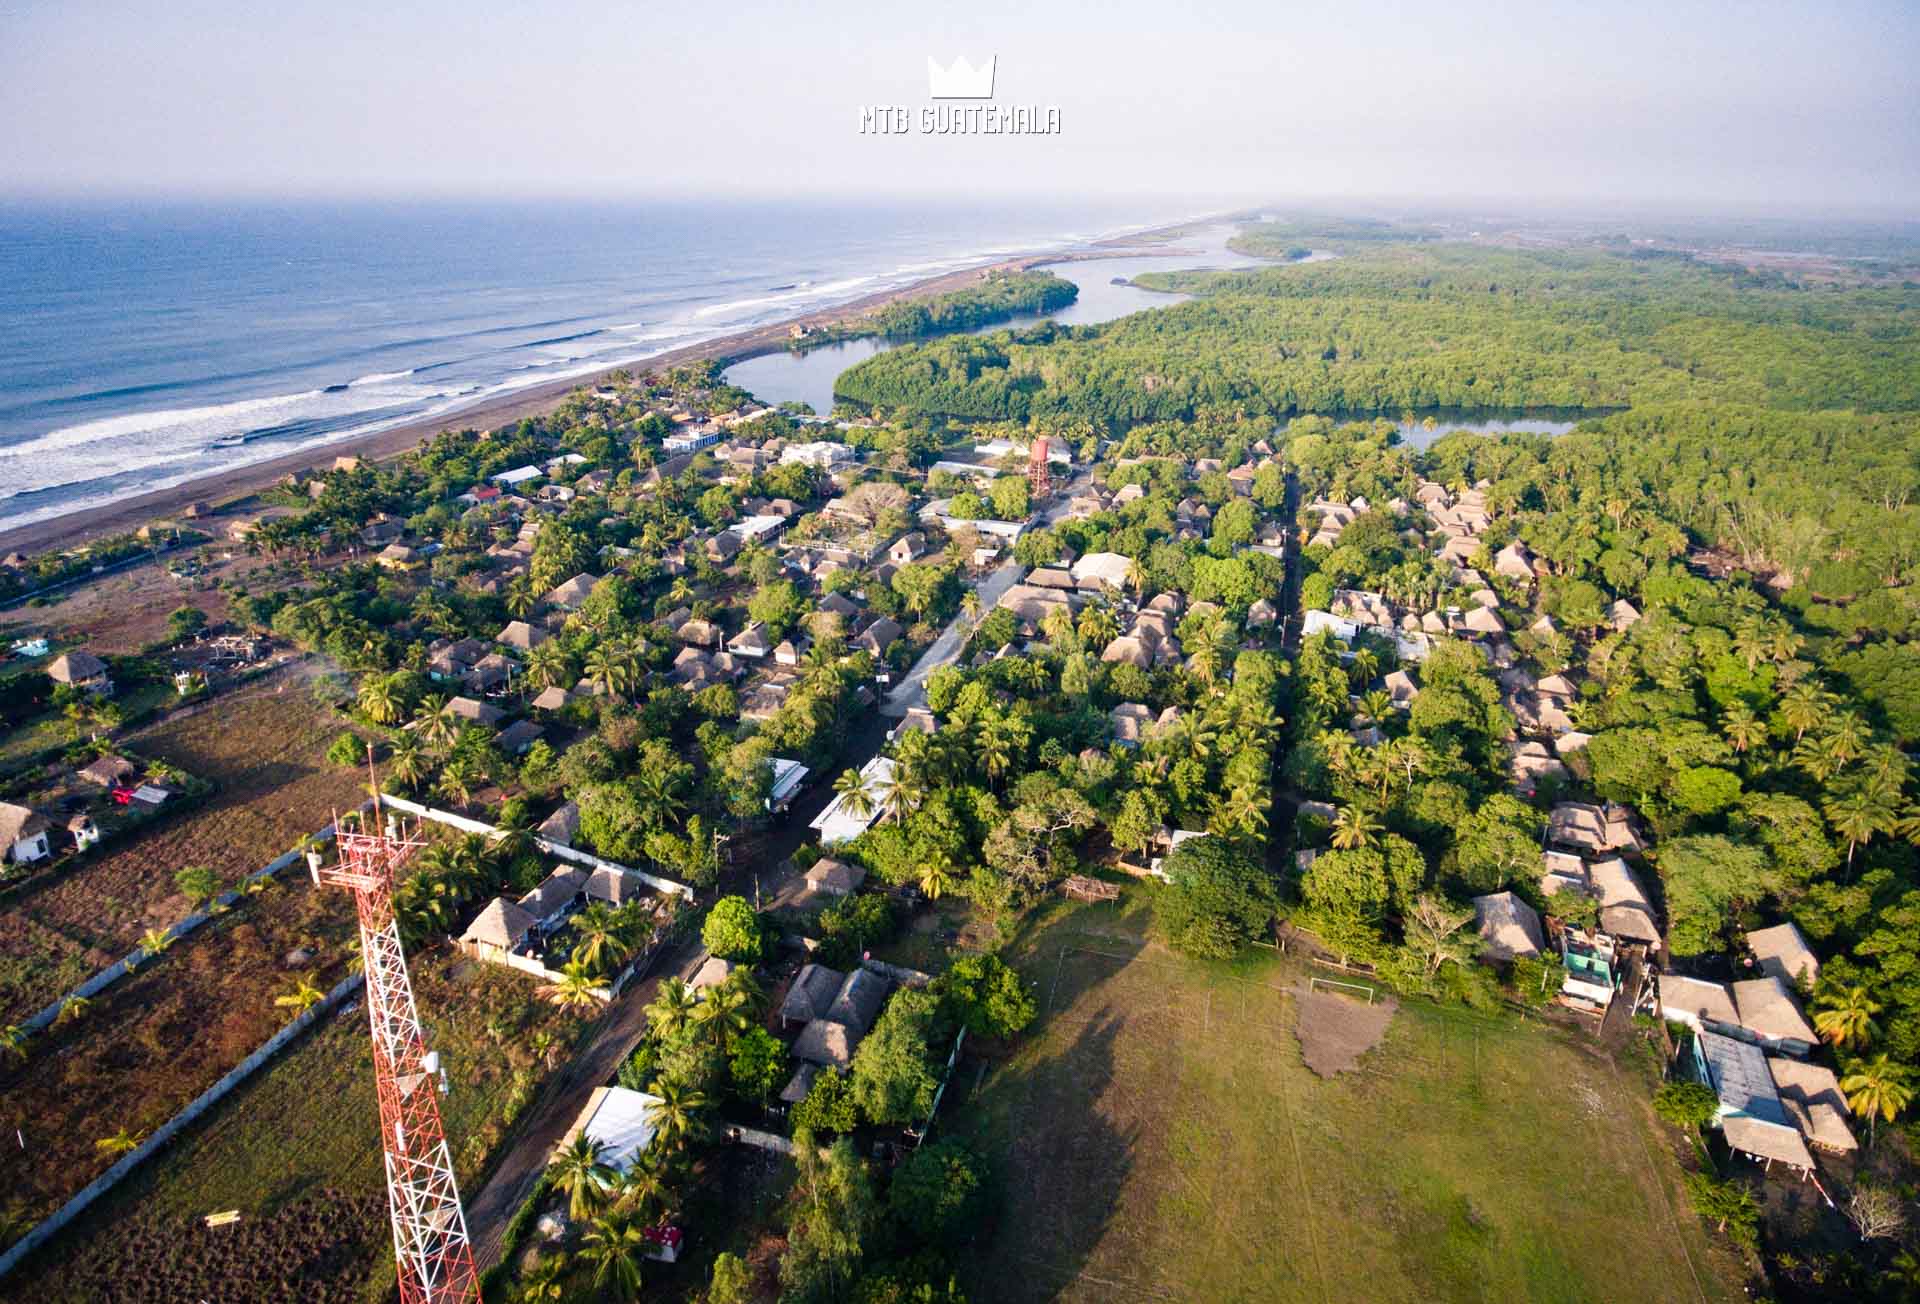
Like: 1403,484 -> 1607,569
0,242 -> 1196,559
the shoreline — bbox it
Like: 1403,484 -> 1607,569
0,234 -> 1207,559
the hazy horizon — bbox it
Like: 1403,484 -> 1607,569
1,0 -> 1915,215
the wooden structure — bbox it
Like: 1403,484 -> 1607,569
1061,874 -> 1119,902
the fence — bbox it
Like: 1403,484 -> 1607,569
452,940 -> 613,1001
15,815 -> 349,1035
0,972 -> 364,1281
380,795 -> 695,900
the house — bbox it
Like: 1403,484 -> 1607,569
1110,702 -> 1153,747
728,622 -> 773,659
562,1086 -> 664,1173
1687,1030 -> 1815,1174
376,542 -> 426,572
465,652 -> 516,694
77,754 -> 137,787
774,637 -> 811,667
1383,669 -> 1419,707
531,685 -> 574,712
444,696 -> 506,727
1493,542 -> 1536,581
826,968 -> 889,1035
495,720 -> 545,756
767,757 -> 810,812
1731,977 -> 1819,1057
792,1019 -> 858,1068
803,857 -> 867,897
854,617 -> 903,658
0,803 -> 52,864
1588,856 -> 1661,946
1766,1056 -> 1857,1153
66,813 -> 100,852
1746,922 -> 1819,989
47,650 -> 112,696
1609,599 -> 1642,632
1070,551 -> 1133,593
517,867 -> 590,929
662,427 -> 720,454
1548,802 -> 1638,855
459,897 -> 537,961
887,533 -> 928,565
691,955 -> 736,995
497,620 -> 549,652
1661,974 -> 1741,1036
542,573 -> 601,611
491,465 -> 544,488
780,963 -> 846,1027
705,533 -> 743,565
809,756 -> 895,846
1473,891 -> 1545,961
1511,740 -> 1567,796
1247,598 -> 1278,627
537,801 -> 580,847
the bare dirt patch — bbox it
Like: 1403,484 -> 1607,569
1293,987 -> 1398,1077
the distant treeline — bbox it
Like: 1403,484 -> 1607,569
1228,215 -> 1439,256
799,269 -> 1078,351
832,242 -> 1920,424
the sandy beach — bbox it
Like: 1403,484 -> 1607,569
0,238 -> 1196,560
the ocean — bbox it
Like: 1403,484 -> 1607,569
0,197 -> 1202,531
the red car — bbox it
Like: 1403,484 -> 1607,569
110,786 -> 137,805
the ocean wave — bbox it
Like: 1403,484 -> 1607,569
349,369 -> 415,386
690,275 -> 877,321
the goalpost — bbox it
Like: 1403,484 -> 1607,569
1309,975 -> 1377,1004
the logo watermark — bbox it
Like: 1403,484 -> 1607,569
859,54 -> 1062,136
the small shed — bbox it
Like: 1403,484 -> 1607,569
803,857 -> 867,897
1472,891 -> 1545,961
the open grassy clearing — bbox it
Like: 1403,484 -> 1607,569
10,950 -> 584,1304
947,896 -> 1747,1304
0,685 -> 368,1022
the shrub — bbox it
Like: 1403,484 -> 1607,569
933,954 -> 1036,1040
888,1139 -> 988,1247
1653,1081 -> 1720,1130
324,732 -> 365,767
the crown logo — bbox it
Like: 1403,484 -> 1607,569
927,54 -> 996,99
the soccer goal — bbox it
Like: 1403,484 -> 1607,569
1309,975 -> 1377,1004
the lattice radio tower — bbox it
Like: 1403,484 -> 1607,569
310,762 -> 479,1304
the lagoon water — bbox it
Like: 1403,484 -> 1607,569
721,223 -> 1275,415
0,197 -> 1201,529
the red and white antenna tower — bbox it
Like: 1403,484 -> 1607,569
1027,435 -> 1052,502
311,766 -> 479,1304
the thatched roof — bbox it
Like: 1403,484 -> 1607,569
47,651 -> 107,683
792,1018 -> 857,1067
461,897 -> 535,949
826,968 -> 889,1036
1746,923 -> 1819,989
1472,891 -> 1544,961
780,964 -> 846,1025
1732,977 -> 1818,1046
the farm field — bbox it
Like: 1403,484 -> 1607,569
0,683 -> 369,1022
950,897 -> 1749,1304
8,950 -> 584,1304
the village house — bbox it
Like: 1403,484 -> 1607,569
1473,891 -> 1545,961
803,857 -> 867,897
0,803 -> 52,865
1747,922 -> 1819,989
47,650 -> 112,696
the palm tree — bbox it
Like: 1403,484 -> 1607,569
832,767 -> 874,821
512,1251 -> 572,1303
539,960 -> 604,1011
1732,619 -> 1770,671
693,980 -> 753,1050
358,675 -> 403,725
647,1078 -> 710,1156
1358,689 -> 1394,723
414,695 -> 456,750
1347,648 -> 1380,687
1077,604 -> 1119,650
875,764 -> 920,825
387,733 -> 429,790
1780,682 -> 1828,743
274,973 -> 326,1016
919,853 -> 960,900
1826,789 -> 1894,871
1841,1054 -> 1915,1145
1721,703 -> 1765,755
1330,805 -> 1381,851
585,643 -> 637,698
611,1161 -> 670,1221
95,1128 -> 144,1157
525,640 -> 572,691
580,1214 -> 646,1301
1813,984 -> 1882,1050
960,589 -> 983,625
549,1134 -> 616,1221
572,902 -> 636,978
435,755 -> 481,810
645,976 -> 699,1041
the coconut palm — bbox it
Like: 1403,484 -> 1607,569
274,973 -> 326,1016
414,695 -> 456,750
611,1161 -> 671,1221
646,1078 -> 710,1156
549,1134 -> 617,1221
1826,789 -> 1895,871
1347,648 -> 1380,688
580,1214 -> 646,1301
1330,805 -> 1381,851
525,640 -> 572,691
95,1128 -> 144,1157
693,980 -> 753,1050
358,675 -> 403,725
434,755 -> 482,810
832,767 -> 874,821
1780,682 -> 1828,743
539,960 -> 604,1011
387,733 -> 429,790
960,589 -> 983,625
1358,689 -> 1394,723
1077,604 -> 1119,650
919,853 -> 960,901
572,902 -> 636,978
585,643 -> 638,698
513,1249 -> 572,1302
137,926 -> 175,957
645,976 -> 699,1041
1814,984 -> 1882,1050
1841,1054 -> 1915,1145
1721,703 -> 1765,755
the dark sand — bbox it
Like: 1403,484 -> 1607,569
0,239 -> 1198,559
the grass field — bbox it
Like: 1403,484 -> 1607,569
950,896 -> 1748,1304
0,684 -> 368,1022
11,951 -> 585,1304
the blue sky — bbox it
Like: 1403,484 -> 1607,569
0,0 -> 1913,212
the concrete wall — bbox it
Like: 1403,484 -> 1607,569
380,795 -> 694,899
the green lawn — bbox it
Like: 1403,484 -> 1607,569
948,897 -> 1747,1304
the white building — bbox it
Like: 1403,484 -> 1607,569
808,756 -> 896,846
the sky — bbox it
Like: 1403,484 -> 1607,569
1,0 -> 1915,214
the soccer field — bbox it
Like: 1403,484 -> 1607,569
951,903 -> 1748,1304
